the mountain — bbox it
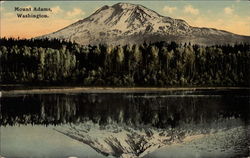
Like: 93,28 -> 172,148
54,118 -> 246,158
40,3 -> 250,45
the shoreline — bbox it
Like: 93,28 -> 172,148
1,86 -> 249,96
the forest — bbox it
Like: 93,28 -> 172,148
0,38 -> 249,86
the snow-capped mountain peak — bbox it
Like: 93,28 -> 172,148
40,2 -> 250,45
78,2 -> 167,33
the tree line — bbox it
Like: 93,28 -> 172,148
0,38 -> 249,86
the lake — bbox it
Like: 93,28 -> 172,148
0,88 -> 249,158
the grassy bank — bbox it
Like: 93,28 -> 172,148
1,86 -> 249,96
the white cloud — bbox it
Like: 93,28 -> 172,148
66,8 -> 85,17
177,13 -> 250,36
224,7 -> 234,14
25,5 -> 32,8
51,6 -> 63,14
163,6 -> 177,14
184,5 -> 199,15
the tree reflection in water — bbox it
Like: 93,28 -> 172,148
1,91 -> 249,157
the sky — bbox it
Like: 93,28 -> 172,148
1,0 -> 250,38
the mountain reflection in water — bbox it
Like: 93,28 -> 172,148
1,90 -> 249,158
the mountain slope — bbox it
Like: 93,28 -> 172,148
54,118 -> 246,158
40,3 -> 250,45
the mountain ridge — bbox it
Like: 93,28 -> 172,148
39,2 -> 250,46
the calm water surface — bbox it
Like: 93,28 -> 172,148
0,89 -> 249,158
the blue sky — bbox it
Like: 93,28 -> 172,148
1,0 -> 250,38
